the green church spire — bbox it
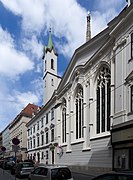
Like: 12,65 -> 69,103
42,28 -> 58,59
47,28 -> 54,50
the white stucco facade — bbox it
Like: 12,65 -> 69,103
27,2 -> 133,171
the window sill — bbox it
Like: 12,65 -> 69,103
82,147 -> 91,152
128,57 -> 133,63
61,143 -> 67,147
71,139 -> 84,145
127,111 -> 133,116
66,150 -> 72,153
90,132 -> 110,141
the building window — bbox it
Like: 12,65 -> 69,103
51,108 -> 54,120
46,132 -> 48,144
33,125 -> 35,133
62,99 -> 66,143
37,121 -> 39,130
75,87 -> 84,139
33,138 -> 35,148
51,59 -> 54,70
41,118 -> 44,127
28,140 -> 30,149
51,79 -> 54,86
131,33 -> 133,58
51,129 -> 54,142
96,67 -> 111,134
41,151 -> 44,159
37,136 -> 40,147
46,113 -> 48,124
131,85 -> 133,112
41,134 -> 44,145
30,127 -> 32,135
30,139 -> 32,149
46,150 -> 48,159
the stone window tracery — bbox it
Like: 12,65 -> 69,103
96,67 -> 111,134
75,87 -> 84,139
62,99 -> 66,143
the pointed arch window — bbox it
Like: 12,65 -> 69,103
62,99 -> 66,143
75,87 -> 84,139
96,67 -> 111,134
51,59 -> 54,70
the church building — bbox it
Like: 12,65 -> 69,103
27,0 -> 133,172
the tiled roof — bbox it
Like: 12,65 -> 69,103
9,103 -> 39,129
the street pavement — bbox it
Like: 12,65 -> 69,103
0,168 -> 28,180
0,168 -> 15,180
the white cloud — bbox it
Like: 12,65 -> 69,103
91,0 -> 126,37
91,8 -> 117,37
0,0 -> 87,58
31,78 -> 43,100
0,0 -> 126,58
0,84 -> 40,131
14,91 -> 40,106
0,26 -> 34,79
22,35 -> 43,60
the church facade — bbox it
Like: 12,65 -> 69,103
27,1 -> 133,171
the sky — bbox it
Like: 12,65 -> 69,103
0,0 -> 127,132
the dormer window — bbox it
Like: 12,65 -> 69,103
51,59 -> 54,70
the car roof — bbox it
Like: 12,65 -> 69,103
36,164 -> 69,169
18,162 -> 33,164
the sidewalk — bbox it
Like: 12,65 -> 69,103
0,168 -> 15,180
69,165 -> 112,177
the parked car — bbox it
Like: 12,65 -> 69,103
2,160 -> 10,170
91,172 -> 133,180
15,162 -> 34,178
0,160 -> 4,168
10,162 -> 16,175
28,165 -> 73,180
24,159 -> 35,164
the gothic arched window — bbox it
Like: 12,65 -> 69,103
51,59 -> 54,70
96,67 -> 111,134
75,87 -> 84,139
62,99 -> 66,143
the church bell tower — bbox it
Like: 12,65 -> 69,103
42,29 -> 60,105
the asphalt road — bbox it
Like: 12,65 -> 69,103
72,172 -> 95,180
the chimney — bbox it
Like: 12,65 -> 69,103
86,11 -> 91,42
126,0 -> 133,6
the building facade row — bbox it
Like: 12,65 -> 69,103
1,103 -> 38,161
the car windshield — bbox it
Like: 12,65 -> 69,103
51,167 -> 72,180
21,163 -> 34,168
